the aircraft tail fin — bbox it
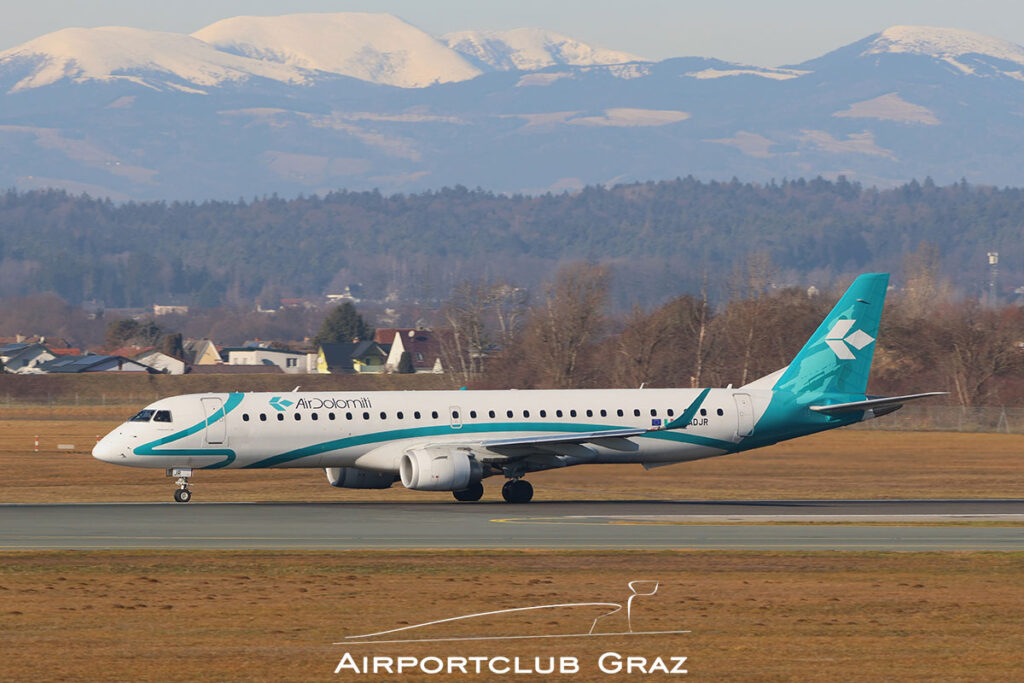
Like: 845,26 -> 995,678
772,273 -> 889,399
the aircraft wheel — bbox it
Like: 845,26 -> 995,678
502,479 -> 533,504
174,488 -> 192,503
453,481 -> 484,502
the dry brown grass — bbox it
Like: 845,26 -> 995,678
1,417 -> 1022,502
1,551 -> 1021,682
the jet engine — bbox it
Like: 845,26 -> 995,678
399,447 -> 482,491
324,467 -> 396,489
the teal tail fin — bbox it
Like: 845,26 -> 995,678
773,273 -> 889,399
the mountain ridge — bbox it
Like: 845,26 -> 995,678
1,17 -> 1023,199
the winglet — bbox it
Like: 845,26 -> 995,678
663,388 -> 711,430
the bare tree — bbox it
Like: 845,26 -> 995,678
525,262 -> 611,389
901,242 -> 952,318
727,252 -> 778,386
612,305 -> 672,388
943,302 -> 1024,406
440,279 -> 528,385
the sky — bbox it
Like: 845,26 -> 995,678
2,0 -> 1023,66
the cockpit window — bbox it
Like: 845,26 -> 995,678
153,410 -> 172,423
129,409 -> 155,422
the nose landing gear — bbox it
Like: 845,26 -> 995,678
167,468 -> 194,503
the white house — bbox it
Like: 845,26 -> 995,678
0,343 -> 55,373
226,347 -> 317,374
380,329 -> 444,374
135,349 -> 187,375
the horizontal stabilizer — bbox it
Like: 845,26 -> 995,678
809,392 -> 947,415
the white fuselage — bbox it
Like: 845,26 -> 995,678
92,388 -> 772,472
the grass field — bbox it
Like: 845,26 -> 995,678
1,550 -> 1022,682
1,411 -> 1021,502
3,407 -> 1022,681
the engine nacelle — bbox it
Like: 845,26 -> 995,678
399,448 -> 482,491
324,467 -> 396,489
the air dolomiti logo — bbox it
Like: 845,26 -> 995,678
824,319 -> 875,360
269,396 -> 294,411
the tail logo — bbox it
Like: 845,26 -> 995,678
823,319 -> 875,360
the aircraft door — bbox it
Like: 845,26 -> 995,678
449,406 -> 463,430
201,397 -> 227,444
733,393 -> 754,437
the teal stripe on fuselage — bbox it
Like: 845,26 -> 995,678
133,393 -> 243,469
241,421 -> 738,469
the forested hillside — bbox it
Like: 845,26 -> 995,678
1,177 -> 1021,309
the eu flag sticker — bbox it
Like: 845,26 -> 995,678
651,418 -> 662,427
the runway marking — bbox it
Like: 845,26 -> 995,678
491,515 -> 1024,526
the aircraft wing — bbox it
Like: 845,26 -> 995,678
479,427 -> 648,449
809,392 -> 947,415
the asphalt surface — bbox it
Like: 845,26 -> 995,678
2,500 -> 1023,550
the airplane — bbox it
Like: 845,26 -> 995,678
92,273 -> 943,503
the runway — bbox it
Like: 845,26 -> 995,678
2,499 -> 1023,550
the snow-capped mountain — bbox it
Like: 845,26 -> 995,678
865,25 -> 1024,66
193,13 -> 481,88
1,20 -> 1024,199
799,25 -> 1024,81
861,25 -> 1024,78
442,28 -> 645,71
0,26 -> 307,93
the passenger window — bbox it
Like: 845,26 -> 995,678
651,409 -> 657,417
242,414 -> 250,422
397,411 -> 404,420
540,410 -> 547,418
600,409 -> 607,417
717,408 -> 724,416
363,412 -> 370,420
129,409 -> 154,422
311,413 -> 318,421
294,413 -> 301,421
488,410 -> 495,418
556,410 -> 563,418
277,414 -> 284,421
431,411 -> 439,419
414,411 -> 421,419
329,413 -> 335,420
667,409 -> 675,417
700,408 -> 707,416
633,409 -> 641,417
586,409 -> 593,417
506,410 -> 513,418
453,411 -> 460,419
617,409 -> 624,417
570,409 -> 577,418
380,412 -> 387,420
523,410 -> 530,418
346,412 -> 353,420
470,410 -> 477,419
153,410 -> 172,423
260,414 -> 267,422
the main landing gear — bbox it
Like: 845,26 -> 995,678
453,481 -> 484,502
167,468 -> 193,503
501,479 -> 533,504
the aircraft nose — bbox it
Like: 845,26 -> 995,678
92,433 -> 127,463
